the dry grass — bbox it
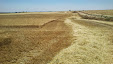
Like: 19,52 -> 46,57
0,14 -> 70,26
83,10 -> 113,16
0,12 -> 73,64
0,38 -> 11,46
78,10 -> 113,21
1,12 -> 112,64
48,16 -> 113,64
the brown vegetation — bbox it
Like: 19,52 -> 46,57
48,14 -> 113,64
0,12 -> 113,64
0,12 -> 73,64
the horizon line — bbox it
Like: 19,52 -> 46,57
0,9 -> 113,13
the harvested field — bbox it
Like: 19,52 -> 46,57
0,13 -> 70,26
0,12 -> 73,64
0,12 -> 113,64
48,13 -> 113,64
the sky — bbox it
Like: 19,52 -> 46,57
0,0 -> 113,12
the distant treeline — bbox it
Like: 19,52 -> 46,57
0,12 -> 12,14
0,11 -> 27,13
15,11 -> 27,13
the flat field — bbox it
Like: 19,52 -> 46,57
0,12 -> 113,64
0,12 -> 73,64
0,12 -> 69,26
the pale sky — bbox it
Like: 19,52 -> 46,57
0,0 -> 113,12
